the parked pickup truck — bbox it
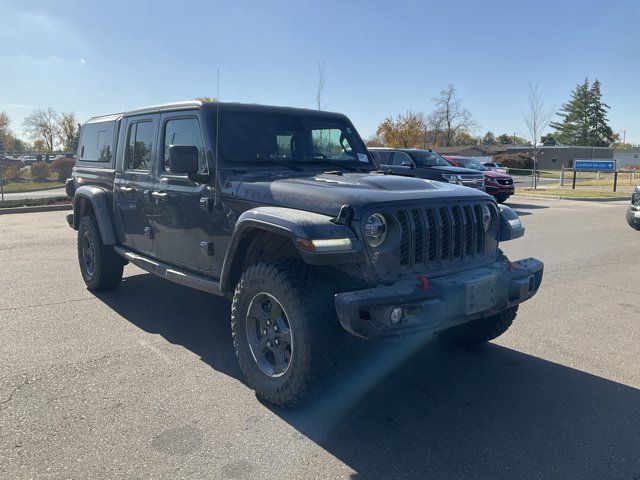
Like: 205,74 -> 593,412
369,147 -> 485,190
66,101 -> 543,406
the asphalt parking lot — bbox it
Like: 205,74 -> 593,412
1,197 -> 639,480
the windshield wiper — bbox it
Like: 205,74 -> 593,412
251,158 -> 303,172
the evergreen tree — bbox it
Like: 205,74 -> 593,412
550,78 -> 616,146
481,131 -> 496,145
541,133 -> 557,146
550,78 -> 590,145
496,133 -> 512,144
586,79 -> 616,146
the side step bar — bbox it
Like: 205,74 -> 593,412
114,246 -> 222,296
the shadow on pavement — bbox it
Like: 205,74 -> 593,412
96,272 -> 240,379
503,202 -> 550,217
96,272 -> 640,480
505,203 -> 550,210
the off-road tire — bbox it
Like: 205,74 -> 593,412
77,214 -> 124,291
496,194 -> 510,204
231,259 -> 344,406
626,205 -> 640,230
438,306 -> 519,345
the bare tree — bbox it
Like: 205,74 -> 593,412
431,85 -> 477,146
24,107 -> 59,152
521,82 -> 552,188
426,110 -> 445,147
57,112 -> 79,152
316,60 -> 327,111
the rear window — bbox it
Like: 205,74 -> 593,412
79,121 -> 115,162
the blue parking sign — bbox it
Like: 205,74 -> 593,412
573,159 -> 617,172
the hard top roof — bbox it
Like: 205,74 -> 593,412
85,101 -> 350,124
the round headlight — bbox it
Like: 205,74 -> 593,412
364,213 -> 387,247
481,205 -> 492,231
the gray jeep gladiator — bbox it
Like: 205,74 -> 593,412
66,101 -> 543,406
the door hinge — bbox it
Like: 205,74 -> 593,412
200,241 -> 214,256
200,197 -> 213,212
144,226 -> 154,239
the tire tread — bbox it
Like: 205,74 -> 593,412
231,259 -> 344,406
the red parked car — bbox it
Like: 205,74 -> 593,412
444,156 -> 515,203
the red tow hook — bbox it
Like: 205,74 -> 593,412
506,260 -> 515,271
417,275 -> 430,290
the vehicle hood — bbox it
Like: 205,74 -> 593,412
483,170 -> 512,180
226,171 -> 490,218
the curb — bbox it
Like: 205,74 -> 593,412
514,193 -> 628,203
0,185 -> 65,194
0,203 -> 72,215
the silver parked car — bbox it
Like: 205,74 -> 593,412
483,162 -> 509,174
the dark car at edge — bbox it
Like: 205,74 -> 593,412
369,147 -> 485,190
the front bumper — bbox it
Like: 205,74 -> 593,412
335,257 -> 543,338
486,184 -> 515,196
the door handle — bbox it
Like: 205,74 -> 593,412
151,191 -> 169,203
119,186 -> 135,193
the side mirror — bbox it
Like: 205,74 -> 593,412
401,159 -> 415,168
169,145 -> 199,174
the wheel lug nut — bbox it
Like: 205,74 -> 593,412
262,330 -> 267,336
275,339 -> 279,345
267,341 -> 272,348
266,320 -> 271,326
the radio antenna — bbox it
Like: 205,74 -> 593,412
213,68 -> 220,207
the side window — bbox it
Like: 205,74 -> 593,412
276,134 -> 294,158
375,151 -> 392,164
163,118 -> 206,173
126,121 -> 154,171
392,151 -> 413,166
79,122 -> 114,162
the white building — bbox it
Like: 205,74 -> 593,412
614,149 -> 640,168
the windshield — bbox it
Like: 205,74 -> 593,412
454,158 -> 489,171
213,110 -> 372,168
408,151 -> 450,167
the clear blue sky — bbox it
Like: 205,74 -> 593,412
2,0 -> 639,144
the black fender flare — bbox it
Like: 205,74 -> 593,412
72,186 -> 118,245
219,206 -> 362,294
498,204 -> 525,241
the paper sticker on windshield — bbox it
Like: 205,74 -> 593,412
357,153 -> 368,163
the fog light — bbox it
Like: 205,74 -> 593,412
390,306 -> 403,324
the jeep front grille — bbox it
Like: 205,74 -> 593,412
394,203 -> 489,271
